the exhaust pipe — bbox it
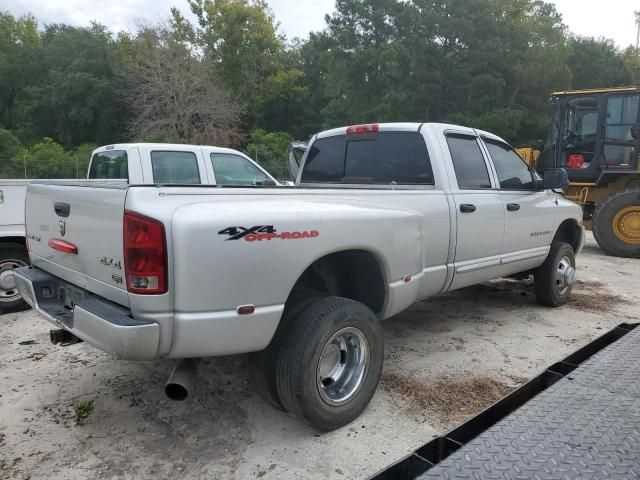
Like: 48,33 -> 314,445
165,359 -> 197,401
50,329 -> 82,345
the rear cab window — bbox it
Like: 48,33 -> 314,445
88,150 -> 128,180
151,151 -> 201,184
301,131 -> 434,185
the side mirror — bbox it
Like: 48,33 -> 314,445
543,168 -> 569,190
631,126 -> 640,140
287,141 -> 307,181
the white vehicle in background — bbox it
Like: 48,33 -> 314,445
0,143 -> 277,312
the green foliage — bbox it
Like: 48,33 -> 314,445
567,37 -> 632,89
0,128 -> 23,177
24,24 -> 128,147
24,137 -> 73,179
175,0 -> 282,98
73,400 -> 94,426
1,3 -> 640,179
245,129 -> 293,179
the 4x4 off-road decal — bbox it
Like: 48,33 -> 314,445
218,226 -> 319,242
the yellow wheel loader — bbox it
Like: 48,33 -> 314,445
517,87 -> 640,258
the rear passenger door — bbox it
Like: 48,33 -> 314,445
445,133 -> 506,290
138,146 -> 208,184
481,137 -> 555,264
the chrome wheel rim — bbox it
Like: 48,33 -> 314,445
0,258 -> 27,303
555,255 -> 575,296
316,327 -> 369,406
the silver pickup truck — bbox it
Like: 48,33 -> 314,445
15,123 -> 583,431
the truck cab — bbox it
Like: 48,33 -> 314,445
88,143 -> 278,186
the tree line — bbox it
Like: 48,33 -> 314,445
1,0 -> 640,179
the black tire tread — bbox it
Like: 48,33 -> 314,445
247,291 -> 321,409
276,296 -> 384,431
276,296 -> 354,418
534,241 -> 575,307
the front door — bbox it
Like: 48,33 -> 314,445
482,137 -> 555,272
445,133 -> 506,290
602,93 -> 640,169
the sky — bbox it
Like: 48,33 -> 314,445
3,0 -> 640,48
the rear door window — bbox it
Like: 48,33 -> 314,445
151,151 -> 200,184
88,150 -> 128,180
301,132 -> 433,185
446,135 -> 492,189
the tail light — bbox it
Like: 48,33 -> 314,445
123,212 -> 167,294
346,124 -> 379,135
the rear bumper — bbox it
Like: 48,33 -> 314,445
14,266 -> 159,360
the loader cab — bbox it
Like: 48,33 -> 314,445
537,87 -> 640,182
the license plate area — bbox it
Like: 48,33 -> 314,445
60,285 -> 87,312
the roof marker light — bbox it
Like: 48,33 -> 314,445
346,124 -> 379,135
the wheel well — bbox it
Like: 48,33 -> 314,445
0,237 -> 26,247
287,250 -> 386,315
553,220 -> 582,252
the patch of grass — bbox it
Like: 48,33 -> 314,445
380,373 -> 513,427
73,400 -> 94,426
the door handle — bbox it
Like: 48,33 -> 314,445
460,204 -> 476,213
507,203 -> 521,212
54,202 -> 71,217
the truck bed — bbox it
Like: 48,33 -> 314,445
371,322 -> 640,479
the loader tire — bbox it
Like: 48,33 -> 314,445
276,296 -> 383,432
534,241 -> 575,307
593,188 -> 640,258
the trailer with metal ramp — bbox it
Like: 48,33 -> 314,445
371,323 -> 640,479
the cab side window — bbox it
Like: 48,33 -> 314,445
151,151 -> 201,184
446,134 -> 492,189
211,153 -> 268,185
484,139 -> 535,190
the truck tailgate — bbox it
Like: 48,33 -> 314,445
25,183 -> 129,307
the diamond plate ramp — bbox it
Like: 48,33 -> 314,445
370,324 -> 640,480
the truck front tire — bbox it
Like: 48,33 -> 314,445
275,296 -> 384,431
0,243 -> 30,313
534,241 -> 575,307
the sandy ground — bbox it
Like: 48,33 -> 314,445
1,232 -> 638,480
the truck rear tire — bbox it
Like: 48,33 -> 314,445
248,292 -> 320,410
275,296 -> 384,431
592,188 -> 640,258
534,241 -> 575,307
0,243 -> 30,313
